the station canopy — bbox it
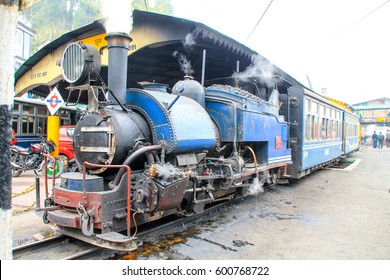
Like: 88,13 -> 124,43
15,9 -> 302,104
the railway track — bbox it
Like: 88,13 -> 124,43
12,197 -> 242,260
12,233 -> 104,260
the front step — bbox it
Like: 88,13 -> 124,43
51,225 -> 138,251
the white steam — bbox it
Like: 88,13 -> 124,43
233,54 -> 276,87
101,0 -> 133,34
172,32 -> 197,75
173,51 -> 194,75
183,32 -> 196,49
248,177 -> 264,195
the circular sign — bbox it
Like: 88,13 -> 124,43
49,95 -> 59,108
45,88 -> 64,115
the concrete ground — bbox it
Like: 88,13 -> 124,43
169,147 -> 390,260
10,147 -> 390,259
11,171 -> 55,246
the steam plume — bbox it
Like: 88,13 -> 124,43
248,177 -> 264,195
102,0 -> 133,34
173,51 -> 194,75
172,32 -> 198,75
233,54 -> 276,87
183,32 -> 196,49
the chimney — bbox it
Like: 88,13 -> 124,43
105,32 -> 132,104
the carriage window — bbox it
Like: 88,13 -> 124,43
321,119 -> 328,139
318,117 -> 322,139
311,101 -> 318,115
13,104 -> 20,114
12,116 -> 19,133
312,115 -> 318,140
331,109 -> 335,120
325,107 -> 330,118
305,114 -> 311,140
37,106 -> 46,115
22,116 -> 34,135
332,120 -> 337,139
319,105 -> 325,117
37,117 -> 47,135
23,105 -> 35,115
305,99 -> 310,112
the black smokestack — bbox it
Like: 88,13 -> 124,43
105,32 -> 132,104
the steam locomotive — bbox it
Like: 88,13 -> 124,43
39,33 -> 359,251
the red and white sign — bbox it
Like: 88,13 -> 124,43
45,87 -> 64,115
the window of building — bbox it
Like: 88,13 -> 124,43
16,28 -> 32,60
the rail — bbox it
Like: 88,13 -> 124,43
82,162 -> 132,238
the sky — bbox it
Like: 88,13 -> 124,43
170,0 -> 390,105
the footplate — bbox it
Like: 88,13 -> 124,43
50,225 -> 138,252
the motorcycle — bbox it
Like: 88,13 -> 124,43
11,135 -> 64,178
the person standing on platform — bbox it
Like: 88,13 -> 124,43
378,131 -> 385,149
372,131 -> 378,148
386,130 -> 390,148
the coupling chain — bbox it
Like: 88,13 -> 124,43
77,203 -> 95,236
12,202 -> 36,215
12,182 -> 36,198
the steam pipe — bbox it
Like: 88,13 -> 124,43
152,151 -> 160,163
105,32 -> 132,104
167,82 -> 185,110
201,49 -> 206,86
235,60 -> 240,87
113,145 -> 162,186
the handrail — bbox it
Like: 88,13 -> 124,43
42,153 -> 56,197
82,162 -> 132,238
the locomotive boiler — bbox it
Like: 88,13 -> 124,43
41,33 -> 292,251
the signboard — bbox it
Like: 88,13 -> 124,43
45,87 -> 64,115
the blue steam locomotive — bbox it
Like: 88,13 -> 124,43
40,34 -> 359,251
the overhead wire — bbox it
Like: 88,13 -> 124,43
323,0 -> 390,43
244,0 -> 274,43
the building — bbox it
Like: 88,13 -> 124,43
352,97 -> 390,138
15,14 -> 35,71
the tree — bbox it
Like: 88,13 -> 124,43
133,0 -> 173,14
73,0 -> 102,29
23,0 -> 174,53
23,0 -> 69,51
0,0 -> 19,260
